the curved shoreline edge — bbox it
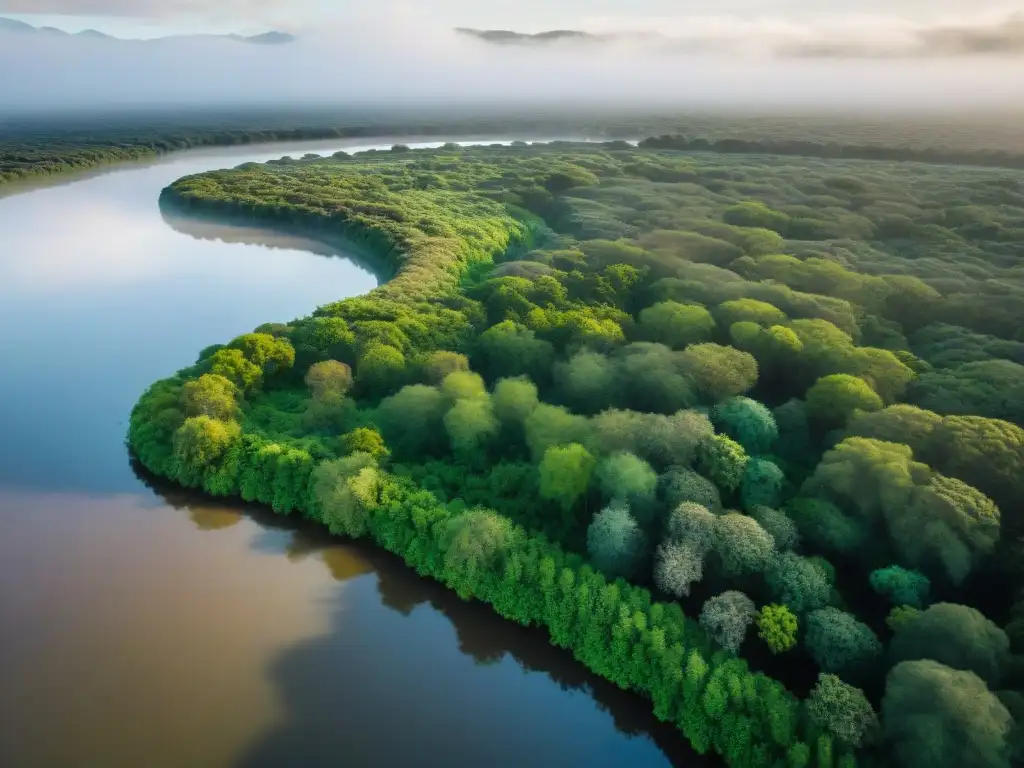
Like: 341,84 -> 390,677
131,150 -> 853,768
158,192 -> 399,286
158,181 -> 540,302
0,126 -> 360,194
8,122 -> 1024,199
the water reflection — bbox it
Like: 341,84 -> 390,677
0,136 -> 705,768
138,468 -> 706,768
161,212 -> 342,254
0,487 -> 338,768
317,547 -> 376,584
189,505 -> 244,531
160,210 -> 385,287
162,211 -> 344,255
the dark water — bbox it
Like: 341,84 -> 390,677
0,138 -> 702,767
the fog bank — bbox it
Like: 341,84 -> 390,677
2,18 -> 1021,113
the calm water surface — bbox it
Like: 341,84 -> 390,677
0,138 -> 699,767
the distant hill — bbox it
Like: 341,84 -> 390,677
454,27 -> 667,48
242,31 -> 295,45
454,17 -> 1024,57
455,28 -> 602,44
0,17 -> 295,44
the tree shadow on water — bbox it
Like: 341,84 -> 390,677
133,464 -> 711,768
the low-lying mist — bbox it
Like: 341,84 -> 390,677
2,17 -> 1022,114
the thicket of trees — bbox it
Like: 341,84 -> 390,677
639,134 -> 1024,172
131,142 -> 1024,767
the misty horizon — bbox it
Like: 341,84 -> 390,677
1,11 -> 1022,114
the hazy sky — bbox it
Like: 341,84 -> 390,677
1,0 -> 1016,36
1,0 -> 1020,113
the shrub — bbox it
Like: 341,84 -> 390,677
889,602 -> 1009,686
757,604 -> 799,654
766,552 -> 831,615
807,674 -> 878,748
869,566 -> 931,608
697,434 -> 749,492
712,513 -> 776,578
806,374 -> 883,427
806,608 -> 882,677
660,468 -> 722,512
741,458 -> 785,510
664,501 -> 717,556
654,541 -> 704,598
638,300 -> 716,349
586,501 -> 647,579
883,660 -> 1012,768
700,591 -> 756,654
711,396 -> 779,454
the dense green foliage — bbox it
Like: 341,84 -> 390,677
757,604 -> 799,654
129,140 -> 1024,766
889,603 -> 1009,686
882,660 -> 1012,768
806,674 -> 878,749
639,133 -> 1024,172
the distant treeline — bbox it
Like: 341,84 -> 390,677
639,134 -> 1024,171
5,108 -> 1024,189
0,123 -> 515,187
0,110 -> 616,187
0,126 -> 340,186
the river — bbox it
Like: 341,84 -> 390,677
0,137 -> 701,767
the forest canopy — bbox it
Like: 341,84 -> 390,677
131,140 -> 1024,768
